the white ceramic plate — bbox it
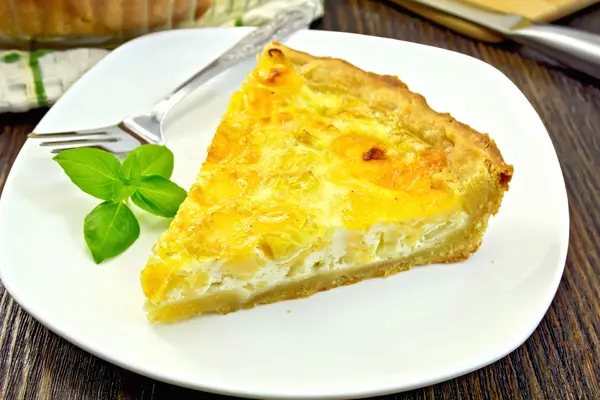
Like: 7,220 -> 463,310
0,28 -> 569,399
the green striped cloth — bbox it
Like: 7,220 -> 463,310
0,0 -> 323,113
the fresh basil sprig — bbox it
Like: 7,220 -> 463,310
54,144 -> 185,264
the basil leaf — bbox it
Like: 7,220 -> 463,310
131,175 -> 186,218
116,151 -> 142,202
120,151 -> 142,185
53,148 -> 123,201
84,201 -> 140,264
125,145 -> 174,179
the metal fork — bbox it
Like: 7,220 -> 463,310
28,1 -> 317,154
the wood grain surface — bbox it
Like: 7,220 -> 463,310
1,1 -> 600,399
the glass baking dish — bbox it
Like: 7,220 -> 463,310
0,0 -> 281,49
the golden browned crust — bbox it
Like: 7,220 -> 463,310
268,41 -> 513,196
0,0 -> 211,38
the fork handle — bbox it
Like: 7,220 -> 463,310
150,1 -> 317,121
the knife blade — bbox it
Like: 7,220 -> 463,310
404,0 -> 600,81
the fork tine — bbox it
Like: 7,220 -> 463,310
39,138 -> 120,147
28,131 -> 109,140
50,144 -> 129,157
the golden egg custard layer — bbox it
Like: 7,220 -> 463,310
141,42 -> 513,323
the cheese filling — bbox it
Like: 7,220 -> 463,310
158,211 -> 468,304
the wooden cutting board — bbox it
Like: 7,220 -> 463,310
391,0 -> 600,42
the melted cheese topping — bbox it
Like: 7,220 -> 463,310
141,47 -> 464,305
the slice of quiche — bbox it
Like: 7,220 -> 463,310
141,42 -> 513,323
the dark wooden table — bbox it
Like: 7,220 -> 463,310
2,1 -> 600,399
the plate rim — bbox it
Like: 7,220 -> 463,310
0,28 -> 570,399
